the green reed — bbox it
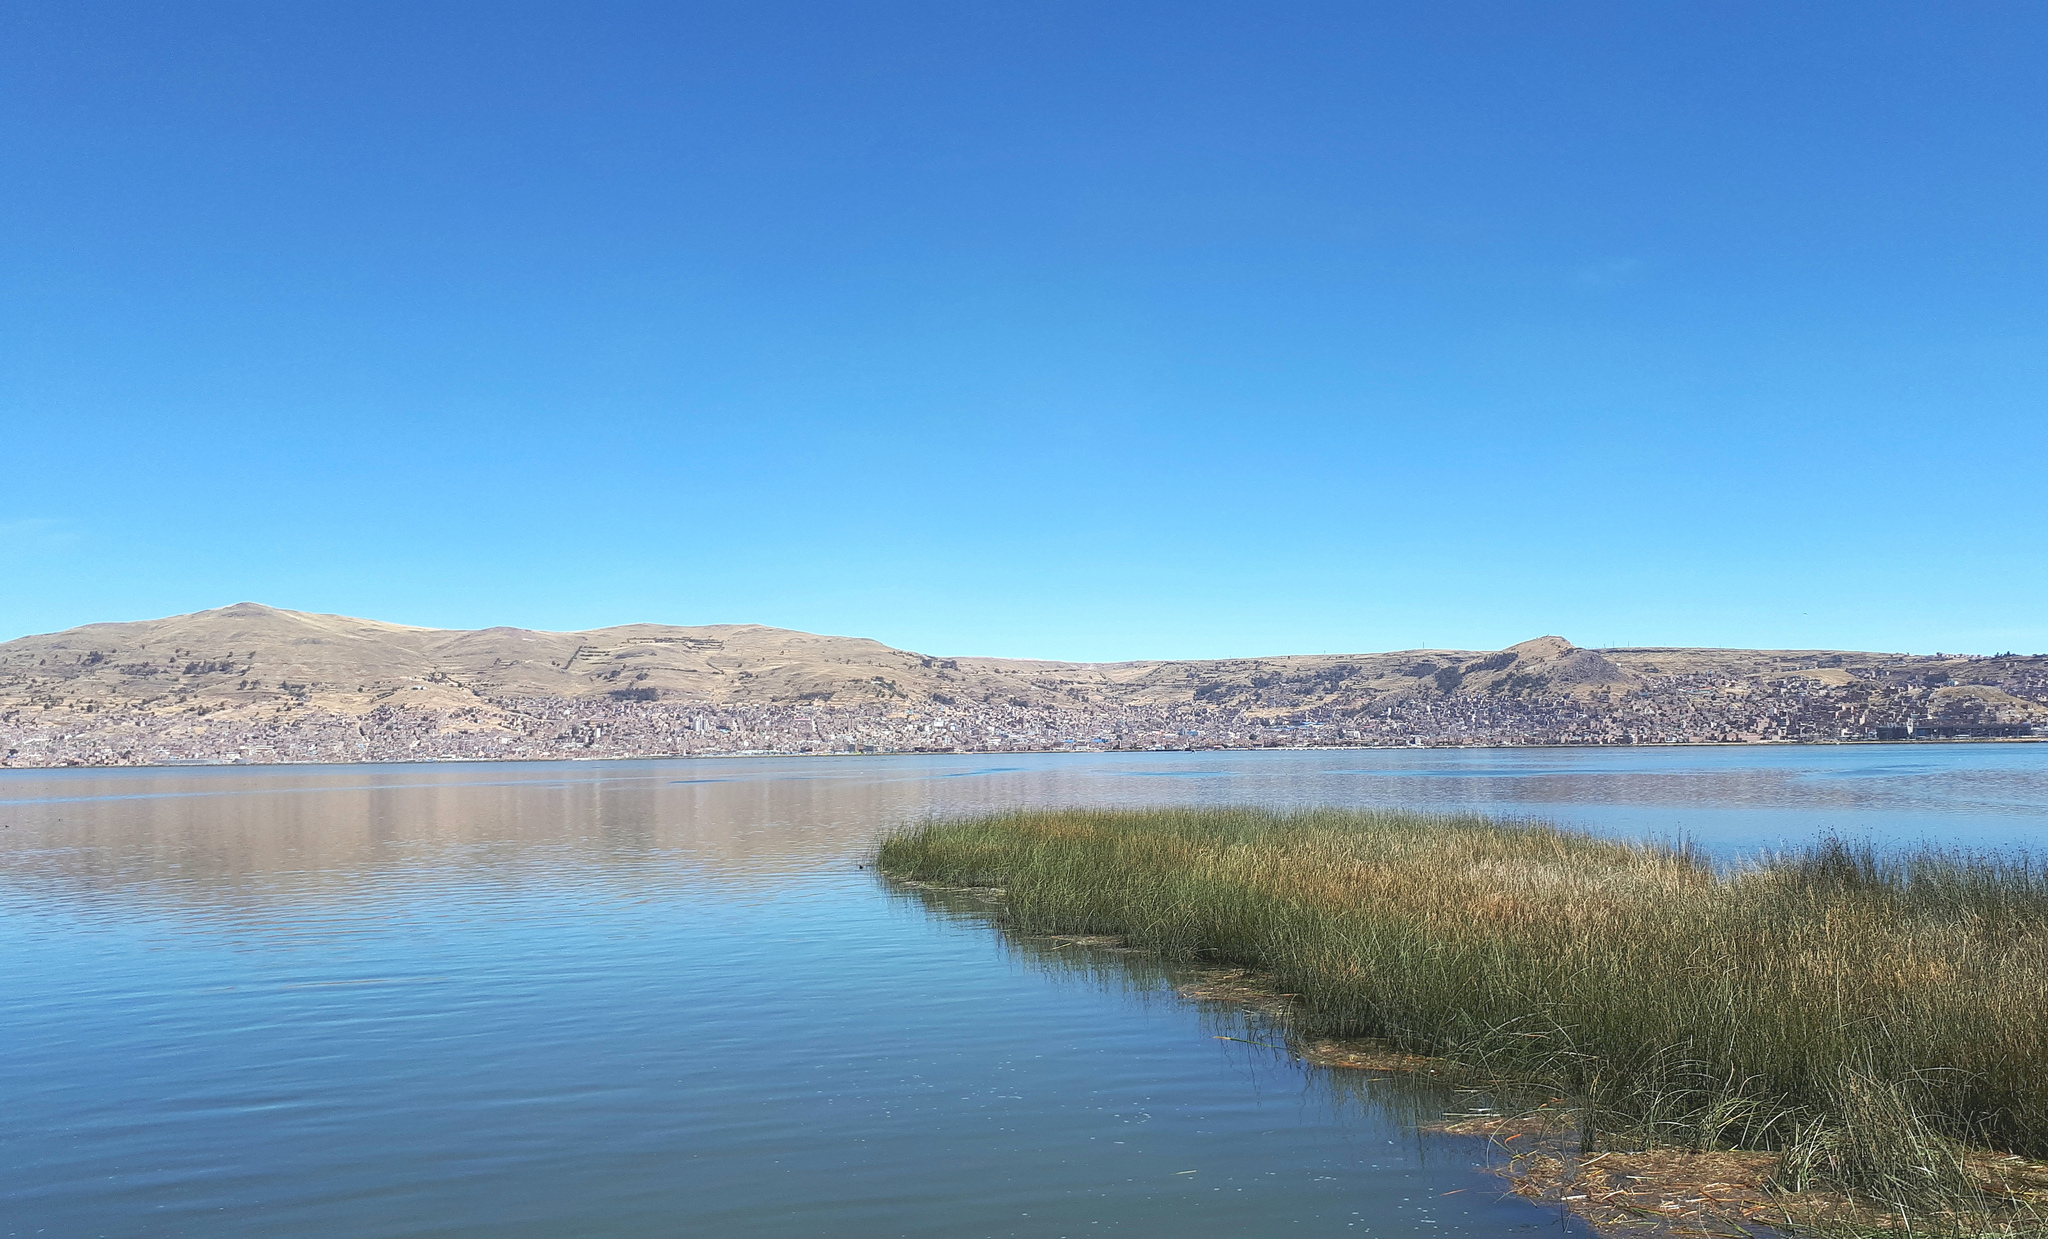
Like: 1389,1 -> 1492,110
879,808 -> 2048,1218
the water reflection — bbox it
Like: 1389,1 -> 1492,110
13,748 -> 2044,1237
5,826 -> 1575,1236
6,744 -> 2046,911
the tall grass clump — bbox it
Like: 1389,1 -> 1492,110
879,808 -> 2048,1213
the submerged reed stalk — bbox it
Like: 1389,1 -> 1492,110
879,808 -> 2048,1217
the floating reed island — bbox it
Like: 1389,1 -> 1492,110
879,808 -> 2048,1231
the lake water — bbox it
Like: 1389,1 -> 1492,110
6,744 -> 2046,1237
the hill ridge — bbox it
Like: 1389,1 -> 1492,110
3,605 -> 2043,766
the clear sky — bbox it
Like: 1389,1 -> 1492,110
4,2 -> 2044,659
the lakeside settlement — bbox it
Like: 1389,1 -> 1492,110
3,604 -> 2042,767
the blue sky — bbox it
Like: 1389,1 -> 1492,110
4,2 -> 2044,658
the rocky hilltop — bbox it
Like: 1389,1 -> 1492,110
2,604 -> 2042,766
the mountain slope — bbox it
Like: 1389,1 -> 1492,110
0,604 -> 1636,718
2,605 -> 2043,766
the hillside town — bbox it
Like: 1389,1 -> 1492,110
5,653 -> 2041,767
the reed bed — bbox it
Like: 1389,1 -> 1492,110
879,808 -> 2048,1218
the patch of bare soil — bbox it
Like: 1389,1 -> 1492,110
1039,933 -> 1145,952
1431,1114 -> 2048,1236
1170,966 -> 1439,1072
1297,1036 -> 1445,1075
1438,1115 -> 1802,1235
1176,967 -> 1300,1020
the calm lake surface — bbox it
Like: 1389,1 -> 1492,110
6,744 -> 2047,1238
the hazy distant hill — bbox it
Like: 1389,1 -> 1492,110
2,604 -> 2043,767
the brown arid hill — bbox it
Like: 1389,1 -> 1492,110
2,604 -> 2044,767
0,604 -> 1635,718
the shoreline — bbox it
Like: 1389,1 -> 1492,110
881,809 -> 2048,1235
919,897 -> 2048,1237
3,733 -> 2044,774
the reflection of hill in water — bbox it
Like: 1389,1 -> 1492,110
14,754 -> 1439,918
14,746 -> 2048,923
0,764 -> 929,917
0,756 -> 1316,912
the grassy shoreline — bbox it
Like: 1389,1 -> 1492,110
878,807 -> 2048,1229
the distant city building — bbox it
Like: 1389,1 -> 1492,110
1874,723 -> 2033,740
